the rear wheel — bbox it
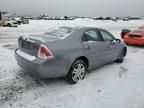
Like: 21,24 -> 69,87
66,60 -> 87,84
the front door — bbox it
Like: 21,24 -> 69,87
99,30 -> 121,62
82,29 -> 106,68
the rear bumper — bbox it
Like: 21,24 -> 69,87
15,49 -> 68,78
124,37 -> 144,45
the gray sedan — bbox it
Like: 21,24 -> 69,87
15,26 -> 127,84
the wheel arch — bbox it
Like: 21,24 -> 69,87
72,56 -> 89,68
7,23 -> 11,26
66,56 -> 89,84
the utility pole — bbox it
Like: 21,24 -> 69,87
0,11 -> 2,21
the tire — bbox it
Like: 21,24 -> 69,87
17,21 -> 21,25
66,60 -> 87,84
7,23 -> 11,27
116,49 -> 125,63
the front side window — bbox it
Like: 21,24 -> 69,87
82,30 -> 101,42
100,30 -> 115,41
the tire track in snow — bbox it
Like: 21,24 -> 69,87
0,67 -> 65,105
0,69 -> 41,105
118,66 -> 128,78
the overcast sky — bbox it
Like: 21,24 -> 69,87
0,0 -> 143,16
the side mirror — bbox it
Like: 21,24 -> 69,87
111,39 -> 121,44
116,39 -> 121,43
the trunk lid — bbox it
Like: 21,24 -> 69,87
127,33 -> 142,39
18,35 -> 61,57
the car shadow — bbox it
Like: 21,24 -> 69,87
87,62 -> 116,74
16,69 -> 66,86
2,44 -> 17,50
0,68 -> 66,104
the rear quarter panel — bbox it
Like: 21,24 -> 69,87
44,38 -> 85,76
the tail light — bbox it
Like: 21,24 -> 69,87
38,44 -> 53,59
124,34 -> 129,38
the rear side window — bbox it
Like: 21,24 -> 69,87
82,30 -> 101,42
44,27 -> 76,37
132,30 -> 144,34
100,30 -> 115,41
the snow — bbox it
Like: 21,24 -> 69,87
0,19 -> 144,108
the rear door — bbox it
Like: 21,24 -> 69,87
99,30 -> 121,62
82,29 -> 106,68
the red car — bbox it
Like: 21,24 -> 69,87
121,29 -> 144,45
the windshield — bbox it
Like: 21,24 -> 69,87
44,27 -> 76,37
131,30 -> 144,34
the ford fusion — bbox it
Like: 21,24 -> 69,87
15,26 -> 127,84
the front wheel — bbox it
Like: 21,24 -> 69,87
66,60 -> 87,84
7,23 -> 12,27
116,49 -> 125,63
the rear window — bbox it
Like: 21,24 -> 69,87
44,27 -> 76,37
131,30 -> 144,34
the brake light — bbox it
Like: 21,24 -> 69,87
38,45 -> 53,59
124,34 -> 129,38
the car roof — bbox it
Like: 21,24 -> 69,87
63,26 -> 106,31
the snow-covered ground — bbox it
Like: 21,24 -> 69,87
0,19 -> 144,108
